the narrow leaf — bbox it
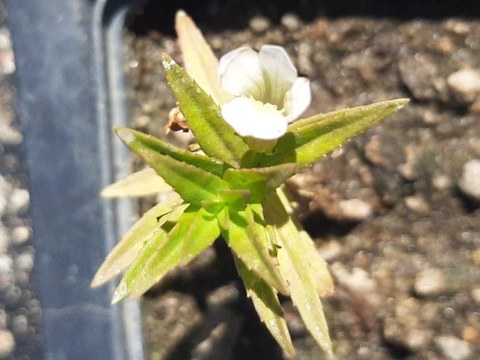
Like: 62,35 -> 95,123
91,193 -> 184,287
116,127 -> 230,204
277,188 -> 333,297
175,10 -> 232,105
263,191 -> 333,354
256,99 -> 409,167
221,205 -> 288,295
115,127 -> 227,177
101,168 -> 172,198
113,206 -> 220,301
161,54 -> 249,167
234,255 -> 294,356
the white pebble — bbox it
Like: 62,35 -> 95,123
435,335 -> 472,360
339,199 -> 373,221
459,159 -> 480,201
414,268 -> 445,296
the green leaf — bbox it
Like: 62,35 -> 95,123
221,205 -> 288,295
115,127 -> 230,204
115,127 -> 227,177
223,164 -> 297,201
91,193 -> 184,287
255,99 -> 409,167
113,206 -> 220,302
101,168 -> 172,198
175,10 -> 232,105
234,255 -> 294,356
263,191 -> 333,355
276,189 -> 334,297
161,54 -> 249,167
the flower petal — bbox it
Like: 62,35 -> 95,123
221,97 -> 288,140
258,45 -> 297,107
219,47 -> 264,98
283,77 -> 311,123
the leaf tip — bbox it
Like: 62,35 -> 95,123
393,98 -> 410,110
111,282 -> 128,304
175,9 -> 187,21
90,273 -> 103,288
115,127 -> 136,146
161,53 -> 177,71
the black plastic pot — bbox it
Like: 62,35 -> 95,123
9,0 -> 143,359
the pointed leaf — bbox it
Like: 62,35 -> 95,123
115,127 -> 227,177
175,10 -> 232,105
221,205 -> 288,295
116,127 -> 230,204
277,188 -> 333,296
113,206 -> 220,301
234,255 -> 294,356
101,168 -> 172,198
263,191 -> 333,354
256,99 -> 409,167
91,193 -> 184,287
161,55 -> 249,167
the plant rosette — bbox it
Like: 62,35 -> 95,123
91,10 -> 409,356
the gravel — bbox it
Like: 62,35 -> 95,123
0,1 -> 42,358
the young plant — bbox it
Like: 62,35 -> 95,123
92,10 -> 408,356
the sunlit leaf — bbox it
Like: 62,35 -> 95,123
175,10 -> 232,105
115,127 -> 230,204
115,127 -> 227,177
264,191 -> 333,355
223,163 -> 297,201
91,193 -> 184,287
255,99 -> 409,167
101,168 -> 172,198
277,188 -> 333,296
221,205 -> 288,295
112,206 -> 220,302
162,54 -> 249,167
234,255 -> 294,356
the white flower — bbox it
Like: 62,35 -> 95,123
218,45 -> 311,141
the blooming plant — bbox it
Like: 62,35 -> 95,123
92,11 -> 408,356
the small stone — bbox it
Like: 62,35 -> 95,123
8,188 -> 30,214
447,69 -> 480,105
11,226 -> 30,245
432,174 -> 452,190
414,268 -> 445,297
383,318 -> 432,352
0,329 -> 15,357
459,159 -> 480,201
462,326 -> 480,343
281,13 -> 302,31
12,314 -> 28,336
405,195 -> 430,214
339,199 -> 373,221
435,335 -> 472,360
318,240 -> 342,261
0,175 -> 10,216
399,53 -> 438,101
15,251 -> 34,273
471,288 -> 480,303
331,263 -> 381,307
249,16 -> 270,33
0,123 -> 22,145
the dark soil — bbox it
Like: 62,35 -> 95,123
125,6 -> 480,360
